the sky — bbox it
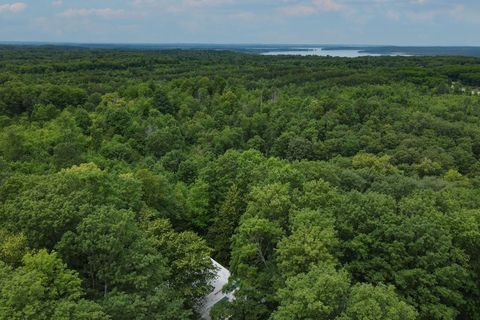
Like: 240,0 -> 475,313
0,0 -> 479,45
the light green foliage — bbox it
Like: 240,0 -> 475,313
0,229 -> 28,266
271,264 -> 351,320
57,206 -> 166,294
208,184 -> 243,263
56,206 -> 189,319
0,163 -> 143,249
135,169 -> 176,217
413,158 -> 443,177
145,114 -> 184,158
231,216 -> 283,280
443,169 -> 470,187
31,104 -> 60,122
338,284 -> 417,320
338,192 -> 470,319
184,179 -> 211,229
296,179 -> 339,210
242,183 -> 292,227
200,149 -> 265,212
352,153 -> 398,174
101,290 -> 189,320
229,216 -> 284,319
0,250 -> 109,320
146,218 -> 215,302
276,209 -> 338,277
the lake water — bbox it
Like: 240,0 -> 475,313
262,48 -> 405,57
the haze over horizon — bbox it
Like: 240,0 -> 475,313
1,0 -> 479,46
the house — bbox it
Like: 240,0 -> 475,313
197,259 -> 236,320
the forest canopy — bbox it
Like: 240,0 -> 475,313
1,46 -> 480,319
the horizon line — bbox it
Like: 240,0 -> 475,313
1,41 -> 480,48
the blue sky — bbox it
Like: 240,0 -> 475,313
1,0 -> 479,45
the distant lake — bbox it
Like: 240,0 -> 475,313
262,48 -> 408,57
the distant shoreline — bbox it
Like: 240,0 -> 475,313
1,42 -> 480,56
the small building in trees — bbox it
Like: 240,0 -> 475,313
198,259 -> 235,320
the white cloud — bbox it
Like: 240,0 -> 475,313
131,0 -> 156,5
406,3 -> 464,22
0,2 -> 27,13
183,0 -> 233,7
279,4 -> 317,16
132,0 -> 233,10
59,8 -> 125,18
313,0 -> 343,11
52,0 -> 63,7
385,10 -> 400,21
228,11 -> 256,22
129,0 -> 238,17
278,0 -> 344,16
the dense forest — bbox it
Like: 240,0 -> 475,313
1,46 -> 480,320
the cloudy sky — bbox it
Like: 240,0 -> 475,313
1,0 -> 479,45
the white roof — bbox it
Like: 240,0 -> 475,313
197,259 -> 235,320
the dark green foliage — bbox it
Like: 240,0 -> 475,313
152,88 -> 176,114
